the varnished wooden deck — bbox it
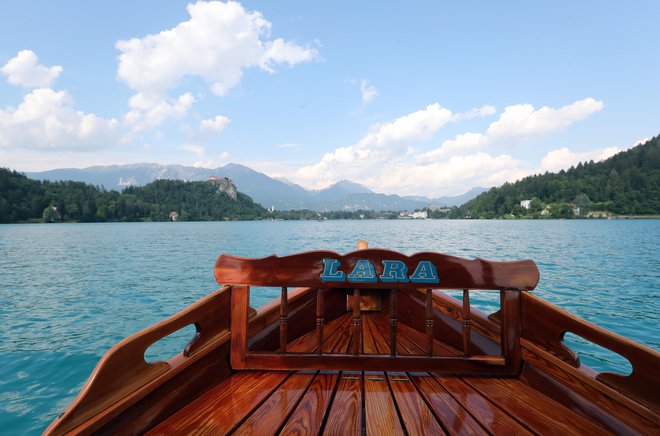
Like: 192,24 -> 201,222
148,313 -> 610,435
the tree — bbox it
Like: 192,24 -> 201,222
573,193 -> 591,217
43,205 -> 60,223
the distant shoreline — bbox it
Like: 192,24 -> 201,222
3,215 -> 660,225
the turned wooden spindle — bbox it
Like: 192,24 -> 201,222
280,286 -> 288,353
462,289 -> 471,356
353,288 -> 362,355
426,289 -> 434,356
316,288 -> 324,354
389,288 -> 397,356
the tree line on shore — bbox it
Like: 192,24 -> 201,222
0,173 -> 268,223
1,135 -> 657,223
445,135 -> 659,219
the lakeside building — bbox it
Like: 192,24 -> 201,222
399,210 -> 428,219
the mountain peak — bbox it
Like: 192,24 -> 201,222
323,179 -> 373,194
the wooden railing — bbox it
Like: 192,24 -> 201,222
45,286 -> 234,435
217,247 -> 539,375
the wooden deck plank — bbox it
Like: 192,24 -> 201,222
434,375 -> 532,435
280,372 -> 340,436
233,371 -> 316,436
363,312 -> 387,354
387,372 -> 446,435
362,314 -> 379,354
464,376 -> 615,435
364,371 -> 405,435
369,313 -> 462,357
322,372 -> 363,436
410,373 -> 488,436
146,370 -> 289,435
325,313 -> 354,353
287,312 -> 351,353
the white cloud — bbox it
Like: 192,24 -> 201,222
200,115 -> 231,134
260,39 -> 319,72
451,104 -> 496,121
486,98 -> 604,141
422,98 -> 604,161
124,92 -> 195,134
0,88 -> 119,150
360,80 -> 378,104
181,144 -> 205,156
281,98 -> 606,196
116,0 -> 318,97
367,152 -> 529,197
193,151 -> 231,168
632,136 -> 651,147
294,103 -> 453,187
1,50 -> 62,88
539,146 -> 620,172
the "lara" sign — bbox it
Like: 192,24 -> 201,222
320,258 -> 439,284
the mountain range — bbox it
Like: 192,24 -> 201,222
26,163 -> 486,211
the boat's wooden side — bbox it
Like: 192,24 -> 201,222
429,290 -> 660,433
44,285 -> 345,435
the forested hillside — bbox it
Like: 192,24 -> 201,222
0,170 -> 266,223
455,135 -> 660,218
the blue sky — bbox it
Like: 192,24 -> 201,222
1,1 -> 658,196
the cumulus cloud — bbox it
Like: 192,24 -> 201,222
294,103 -> 453,187
282,98 -> 605,196
366,152 -> 529,197
451,104 -> 496,121
200,115 -> 231,134
116,0 -> 318,97
193,151 -> 231,168
124,92 -> 195,134
0,88 -> 119,150
487,98 -> 603,141
181,144 -> 205,156
539,146 -> 620,172
421,98 -> 604,161
360,80 -> 378,104
1,50 -> 62,88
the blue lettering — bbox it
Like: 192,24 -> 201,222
409,261 -> 439,284
347,259 -> 377,283
320,258 -> 346,282
380,260 -> 409,283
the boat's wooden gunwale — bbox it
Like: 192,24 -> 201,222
429,290 -> 660,433
44,285 -> 318,436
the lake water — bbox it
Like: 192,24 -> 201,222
1,220 -> 658,434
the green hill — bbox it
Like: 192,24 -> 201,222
456,135 -> 660,218
0,170 -> 266,223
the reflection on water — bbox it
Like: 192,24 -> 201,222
0,220 -> 658,433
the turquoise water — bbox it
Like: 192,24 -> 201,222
0,220 -> 658,434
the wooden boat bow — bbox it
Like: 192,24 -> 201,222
44,244 -> 659,435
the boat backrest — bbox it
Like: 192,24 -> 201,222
215,248 -> 539,375
214,248 -> 539,291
